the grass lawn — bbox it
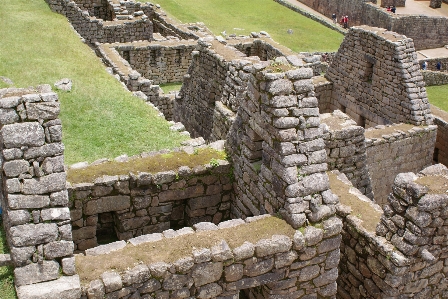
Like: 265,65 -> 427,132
160,82 -> 183,93
147,0 -> 343,53
0,219 -> 16,299
0,0 -> 188,165
427,85 -> 448,111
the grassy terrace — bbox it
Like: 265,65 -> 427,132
147,0 -> 344,53
0,0 -> 188,165
427,85 -> 448,111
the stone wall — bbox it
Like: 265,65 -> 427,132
334,164 -> 448,298
422,70 -> 448,86
295,0 -> 448,50
320,111 -> 373,199
365,123 -> 436,206
431,105 -> 448,166
115,42 -> 196,85
79,215 -> 342,299
68,153 -> 232,251
174,39 -> 251,140
326,26 -> 433,128
313,77 -> 333,113
96,43 -> 176,120
229,39 -> 294,61
45,0 -> 153,45
0,87 -> 81,298
72,0 -> 113,20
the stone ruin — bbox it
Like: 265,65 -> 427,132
1,0 -> 447,298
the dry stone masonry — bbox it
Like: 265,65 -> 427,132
3,0 -> 447,298
78,215 -> 342,299
0,87 -> 81,298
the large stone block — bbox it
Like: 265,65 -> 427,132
84,195 -> 131,215
10,223 -> 58,247
1,122 -> 45,149
192,262 -> 223,286
40,207 -> 70,221
26,102 -> 60,120
44,240 -> 74,259
14,260 -> 60,286
8,195 -> 50,210
3,159 -> 29,177
22,173 -> 66,195
16,275 -> 81,299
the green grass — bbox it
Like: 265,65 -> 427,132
160,82 -> 183,93
0,219 -> 17,299
147,0 -> 343,52
427,85 -> 448,111
0,0 -> 189,165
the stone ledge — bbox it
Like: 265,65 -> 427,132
16,275 -> 81,299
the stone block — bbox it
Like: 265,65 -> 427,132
72,226 -> 96,241
10,246 -> 35,267
84,195 -> 131,215
16,275 -> 81,299
244,257 -> 274,277
42,156 -> 65,175
62,257 -> 76,275
0,108 -> 19,125
23,143 -> 64,159
26,101 -> 60,120
14,260 -> 60,286
6,209 -> 31,226
85,241 -> 126,256
22,172 -> 66,195
3,159 -> 29,177
188,195 -> 222,210
41,207 -> 70,221
101,271 -> 123,293
44,240 -> 74,259
211,240 -> 233,261
129,233 -> 163,246
8,194 -> 50,210
233,241 -> 255,261
255,235 -> 292,257
1,122 -> 45,149
10,223 -> 58,247
192,262 -> 223,286
197,283 -> 223,299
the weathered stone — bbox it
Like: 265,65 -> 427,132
62,257 -> 76,275
139,278 -> 162,294
193,248 -> 212,263
16,275 -> 81,299
10,223 -> 58,247
255,235 -> 292,257
6,209 -> 30,225
14,260 -> 60,286
122,264 -> 151,286
225,264 -> 244,282
8,194 -> 50,210
0,108 -> 19,125
192,262 -> 223,286
87,279 -> 105,299
42,156 -> 64,174
3,159 -> 29,177
162,274 -> 192,290
84,195 -> 131,215
129,233 -> 163,246
1,122 -> 45,148
10,246 -> 35,267
41,207 -> 70,221
22,172 -> 66,195
101,271 -> 122,293
197,282 -> 223,299
211,240 -> 233,261
304,226 -> 323,246
26,102 -> 60,120
50,190 -> 69,206
23,143 -> 64,159
43,240 -> 74,259
244,257 -> 274,277
233,241 -> 255,261
85,241 -> 126,256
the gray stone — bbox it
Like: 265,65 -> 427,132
23,143 -> 64,159
1,122 -> 45,148
255,235 -> 292,257
211,240 -> 233,261
101,271 -> 123,293
41,207 -> 70,221
192,262 -> 223,286
42,156 -> 64,174
297,264 -> 320,282
233,241 -> 255,261
8,194 -> 50,210
267,79 -> 293,96
44,240 -> 74,259
22,172 -> 66,195
85,241 -> 126,256
3,159 -> 29,177
122,264 -> 151,286
3,148 -> 23,160
225,264 -> 244,282
14,260 -> 60,286
139,278 -> 162,294
6,178 -> 21,193
54,78 -> 72,91
0,254 -> 12,267
50,190 -> 69,206
16,275 -> 81,299
62,257 -> 76,275
194,222 -> 218,232
197,283 -> 223,299
193,248 -> 212,263
10,246 -> 35,267
6,209 -> 30,225
275,250 -> 298,268
84,195 -> 130,215
129,233 -> 163,246
304,226 -> 323,246
322,217 -> 343,238
10,223 -> 58,247
87,279 -> 105,299
153,171 -> 177,184
162,274 -> 192,290
26,102 -> 60,120
244,257 -> 274,277
149,262 -> 172,279
174,256 -> 195,273
313,268 -> 338,287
